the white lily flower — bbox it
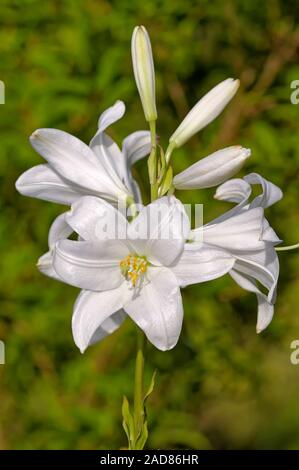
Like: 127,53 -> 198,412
173,146 -> 251,190
131,26 -> 157,122
50,195 -> 236,352
16,101 -> 151,206
169,78 -> 239,148
38,185 -> 275,348
187,173 -> 283,333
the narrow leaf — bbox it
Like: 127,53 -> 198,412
122,395 -> 135,450
159,166 -> 173,196
135,420 -> 149,450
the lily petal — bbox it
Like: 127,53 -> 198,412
214,178 -> 252,204
90,131 -> 129,194
194,207 -> 265,252
15,164 -> 80,205
128,196 -> 190,266
233,247 -> 279,304
97,100 -> 126,132
54,239 -> 129,291
72,286 -> 128,353
171,243 -> 235,287
30,128 -> 125,201
37,213 -> 73,281
48,212 -> 73,248
244,173 -> 283,209
66,196 -> 128,242
214,173 -> 283,210
262,218 -> 282,244
122,130 -> 151,166
230,269 -> 274,333
37,251 -> 61,281
124,268 -> 183,351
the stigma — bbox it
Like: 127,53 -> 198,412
120,254 -> 148,288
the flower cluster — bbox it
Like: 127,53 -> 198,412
16,26 -> 283,353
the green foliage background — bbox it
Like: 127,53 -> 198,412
0,0 -> 299,450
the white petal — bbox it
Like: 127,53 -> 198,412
244,173 -> 283,209
173,146 -> 250,190
128,196 -> 190,266
262,218 -> 282,244
233,247 -> 279,304
230,269 -> 274,333
53,239 -> 129,291
171,243 -> 235,287
97,101 -> 125,132
214,178 -> 252,204
214,173 -> 283,210
130,178 -> 143,205
89,310 -> 127,346
90,131 -> 129,195
124,268 -> 183,351
72,286 -> 128,353
37,251 -> 61,281
66,196 -> 128,241
48,212 -> 73,248
90,102 -> 134,199
169,78 -> 239,148
256,294 -> 274,333
37,213 -> 73,282
199,207 -> 265,252
30,129 -> 126,201
122,130 -> 151,165
15,164 -> 80,205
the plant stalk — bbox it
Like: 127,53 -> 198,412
133,328 -> 145,442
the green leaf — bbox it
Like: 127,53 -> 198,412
144,370 -> 157,405
159,166 -> 173,196
135,420 -> 149,450
121,395 -> 135,450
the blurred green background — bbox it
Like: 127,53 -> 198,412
1,0 -> 299,450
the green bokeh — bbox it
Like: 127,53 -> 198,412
1,0 -> 299,450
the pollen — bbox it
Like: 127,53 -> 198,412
120,254 -> 148,288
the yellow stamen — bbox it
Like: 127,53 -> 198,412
119,254 -> 148,288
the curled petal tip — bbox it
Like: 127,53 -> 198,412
30,130 -> 39,140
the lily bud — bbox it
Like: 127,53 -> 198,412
169,78 -> 239,148
173,146 -> 251,190
131,26 -> 157,122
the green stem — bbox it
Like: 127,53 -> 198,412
133,328 -> 145,445
130,120 -> 159,450
276,243 -> 299,251
148,120 -> 158,201
164,141 -> 175,166
157,142 -> 175,195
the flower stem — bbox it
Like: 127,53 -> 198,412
276,243 -> 299,251
129,119 -> 159,450
164,141 -> 175,165
133,328 -> 145,440
148,120 -> 158,201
